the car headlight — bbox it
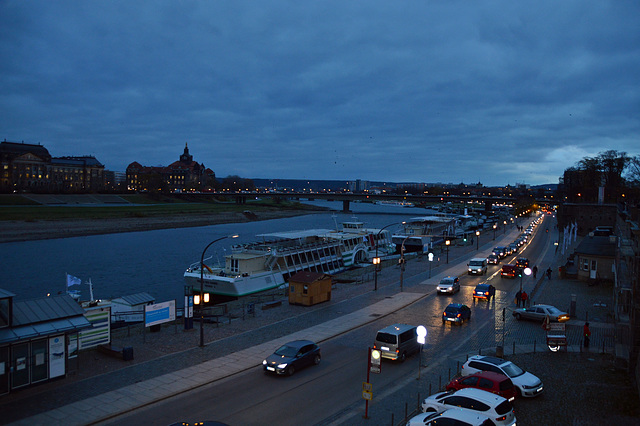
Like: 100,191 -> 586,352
262,360 -> 267,365
521,382 -> 541,389
277,363 -> 288,369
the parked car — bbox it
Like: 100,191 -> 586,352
437,276 -> 461,294
513,304 -> 570,322
446,371 -> 518,402
421,388 -> 516,426
487,254 -> 500,265
461,355 -> 544,397
443,303 -> 471,324
407,408 -> 494,426
500,264 -> 518,278
473,283 -> 495,301
262,340 -> 321,375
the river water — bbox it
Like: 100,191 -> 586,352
0,201 -> 435,303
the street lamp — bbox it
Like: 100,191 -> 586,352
399,235 -> 410,292
445,239 -> 450,264
493,223 -> 497,240
199,234 -> 239,347
373,223 -> 398,291
503,220 -> 507,234
475,230 -> 480,250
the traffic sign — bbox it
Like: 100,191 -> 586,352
362,390 -> 372,400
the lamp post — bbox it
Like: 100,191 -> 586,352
199,234 -> 238,347
503,220 -> 507,234
445,239 -> 450,264
399,235 -> 410,292
493,223 -> 497,240
475,230 -> 480,250
373,223 -> 398,291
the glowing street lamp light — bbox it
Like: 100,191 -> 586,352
493,223 -> 497,240
445,239 -> 450,264
475,230 -> 480,250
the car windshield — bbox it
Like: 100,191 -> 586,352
274,345 -> 299,357
440,278 -> 453,284
501,362 -> 524,378
547,307 -> 562,315
445,306 -> 459,313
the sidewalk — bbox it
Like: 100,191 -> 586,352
7,216 -> 598,425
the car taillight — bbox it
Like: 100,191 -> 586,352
496,415 -> 507,421
484,292 -> 489,295
456,313 -> 461,318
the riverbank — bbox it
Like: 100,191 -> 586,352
0,209 -> 321,243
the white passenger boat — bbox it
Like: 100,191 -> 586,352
183,220 -> 395,298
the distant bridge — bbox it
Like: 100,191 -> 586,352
186,192 -> 517,213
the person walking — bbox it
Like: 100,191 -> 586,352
584,322 -> 591,348
532,265 -> 538,279
521,291 -> 528,307
515,290 -> 522,307
546,267 -> 552,280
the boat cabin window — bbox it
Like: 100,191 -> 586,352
230,258 -> 240,273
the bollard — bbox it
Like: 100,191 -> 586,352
457,361 -> 460,373
439,376 -> 442,390
534,340 -> 536,353
417,393 -> 420,411
513,341 -> 516,355
429,382 -> 432,394
448,368 -> 451,381
405,402 -> 408,422
391,413 -> 394,426
602,339 -> 605,354
479,348 -> 482,355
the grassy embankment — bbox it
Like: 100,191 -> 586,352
0,194 -> 324,221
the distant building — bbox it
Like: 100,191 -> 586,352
126,143 -> 215,192
0,140 -> 105,193
348,179 -> 370,192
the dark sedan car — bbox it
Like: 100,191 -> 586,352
487,254 -> 500,265
263,340 -> 321,376
473,283 -> 496,301
442,303 -> 471,325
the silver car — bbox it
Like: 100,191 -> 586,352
512,304 -> 570,322
437,276 -> 460,294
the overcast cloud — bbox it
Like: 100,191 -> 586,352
1,1 -> 638,186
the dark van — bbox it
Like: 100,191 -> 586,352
373,324 -> 419,362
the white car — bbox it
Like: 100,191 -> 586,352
407,408 -> 494,426
461,355 -> 543,397
421,388 -> 516,426
437,276 -> 460,294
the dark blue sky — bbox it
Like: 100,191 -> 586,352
1,1 -> 638,186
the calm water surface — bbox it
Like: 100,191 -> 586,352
0,201 -> 433,302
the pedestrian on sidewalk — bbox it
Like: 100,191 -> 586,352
532,265 -> 538,279
521,291 -> 528,307
515,290 -> 522,307
584,322 -> 591,348
546,267 -> 552,280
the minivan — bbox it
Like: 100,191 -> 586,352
468,258 -> 487,275
373,324 -> 419,362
